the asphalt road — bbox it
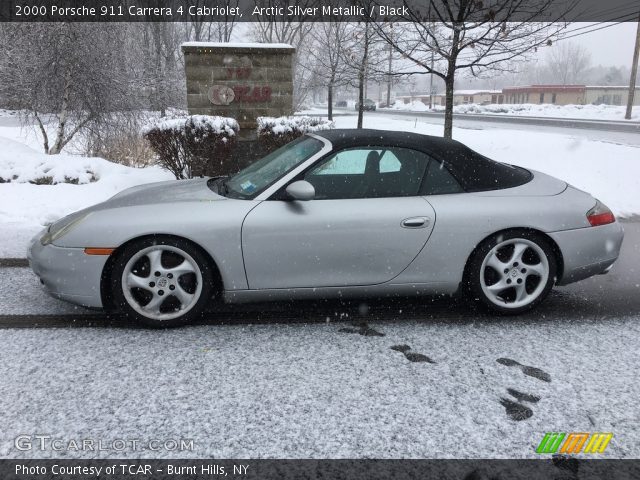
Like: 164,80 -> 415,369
0,220 -> 638,328
326,109 -> 640,147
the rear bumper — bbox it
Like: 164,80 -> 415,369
28,230 -> 107,308
549,221 -> 624,286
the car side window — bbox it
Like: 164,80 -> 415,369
304,147 -> 431,200
379,152 -> 401,172
420,159 -> 464,195
312,149 -> 368,175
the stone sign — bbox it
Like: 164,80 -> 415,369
181,42 -> 295,136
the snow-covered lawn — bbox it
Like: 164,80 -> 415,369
386,101 -> 640,121
0,314 -> 638,459
1,109 -> 639,256
0,113 -> 173,257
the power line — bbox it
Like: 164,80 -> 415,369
557,19 -> 637,42
577,1 -> 639,23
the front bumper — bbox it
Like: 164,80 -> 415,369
550,221 -> 624,286
28,230 -> 108,308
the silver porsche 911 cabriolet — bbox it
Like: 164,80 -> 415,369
29,129 -> 624,327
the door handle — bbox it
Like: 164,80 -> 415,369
401,216 -> 429,228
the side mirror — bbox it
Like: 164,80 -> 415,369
285,180 -> 315,201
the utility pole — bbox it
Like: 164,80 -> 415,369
625,11 -> 640,120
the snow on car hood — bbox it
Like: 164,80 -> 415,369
101,177 -> 224,208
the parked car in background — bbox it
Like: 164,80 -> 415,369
335,100 -> 347,107
355,99 -> 377,111
29,129 -> 624,327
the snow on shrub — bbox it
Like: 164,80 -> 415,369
391,99 -> 430,112
143,115 -> 239,179
0,137 -> 101,185
257,116 -> 334,152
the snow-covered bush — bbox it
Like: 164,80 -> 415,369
0,138 -> 102,185
391,99 -> 430,112
257,116 -> 334,152
143,115 -> 239,179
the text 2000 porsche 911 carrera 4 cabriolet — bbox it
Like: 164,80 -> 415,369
29,129 -> 624,327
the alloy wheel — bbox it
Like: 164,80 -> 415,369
121,245 -> 203,321
479,238 -> 550,309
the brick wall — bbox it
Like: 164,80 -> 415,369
182,44 -> 295,134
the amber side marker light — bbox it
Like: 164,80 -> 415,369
84,248 -> 115,255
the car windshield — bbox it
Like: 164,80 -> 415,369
222,136 -> 325,199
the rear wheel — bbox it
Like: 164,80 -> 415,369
466,231 -> 557,314
111,237 -> 214,328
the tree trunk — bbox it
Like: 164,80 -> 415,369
49,68 -> 72,155
33,112 -> 50,154
443,74 -> 455,139
356,22 -> 370,129
327,83 -> 333,121
443,27 -> 461,140
357,69 -> 365,129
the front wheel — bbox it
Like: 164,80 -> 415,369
465,231 -> 557,314
111,237 -> 214,328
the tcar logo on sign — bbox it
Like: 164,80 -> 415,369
536,432 -> 613,454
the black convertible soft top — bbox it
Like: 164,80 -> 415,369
314,129 -> 532,192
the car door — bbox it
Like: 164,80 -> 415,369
241,146 -> 437,289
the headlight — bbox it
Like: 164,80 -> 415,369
40,213 -> 90,245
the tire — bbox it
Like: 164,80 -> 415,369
110,236 -> 215,328
464,230 -> 557,315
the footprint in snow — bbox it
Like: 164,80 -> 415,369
496,357 -> 551,383
506,388 -> 540,403
499,398 -> 533,421
390,344 -> 436,363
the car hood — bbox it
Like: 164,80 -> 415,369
100,178 -> 224,209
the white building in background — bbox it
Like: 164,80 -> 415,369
395,90 -> 504,107
584,86 -> 640,106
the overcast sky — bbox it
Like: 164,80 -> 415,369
544,22 -> 639,67
234,22 -> 638,69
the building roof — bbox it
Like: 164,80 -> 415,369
182,42 -> 294,49
585,85 -> 640,90
451,89 -> 502,95
503,85 -> 585,92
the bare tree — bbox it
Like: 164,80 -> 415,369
0,23 -> 133,154
546,41 -> 592,85
308,22 -> 350,120
374,0 -> 574,138
251,1 -> 316,110
342,21 -> 387,128
135,23 -> 185,116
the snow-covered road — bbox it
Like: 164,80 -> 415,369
2,220 -> 640,459
1,314 -> 639,459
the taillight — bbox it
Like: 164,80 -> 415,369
587,199 -> 615,226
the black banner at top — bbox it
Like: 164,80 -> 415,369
0,0 -> 639,23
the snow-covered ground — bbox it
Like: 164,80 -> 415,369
386,101 -> 640,121
1,110 -> 639,461
1,314 -> 638,459
0,113 -> 173,257
1,109 -> 639,257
